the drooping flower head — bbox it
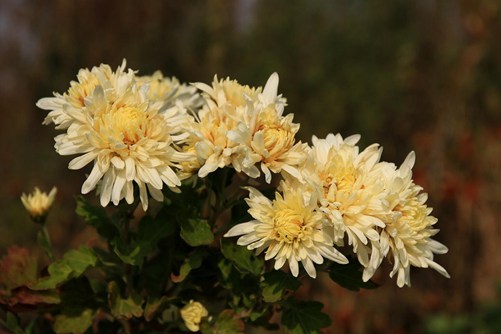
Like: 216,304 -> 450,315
225,184 -> 348,278
38,61 -> 197,210
369,153 -> 450,287
302,134 -> 387,270
21,187 -> 57,223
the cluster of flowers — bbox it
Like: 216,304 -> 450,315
36,60 -> 449,289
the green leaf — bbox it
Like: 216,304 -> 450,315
179,218 -> 214,247
220,239 -> 263,276
113,213 -> 178,266
53,308 -> 95,334
328,261 -> 379,291
171,249 -> 205,283
30,247 -> 97,290
200,310 -> 244,334
260,271 -> 301,303
76,196 -> 118,240
107,281 -> 143,319
282,298 -> 331,334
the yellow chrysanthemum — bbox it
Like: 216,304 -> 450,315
225,184 -> 348,278
39,61 -> 196,210
21,187 -> 57,221
180,300 -> 209,332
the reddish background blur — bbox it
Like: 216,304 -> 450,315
1,0 -> 500,333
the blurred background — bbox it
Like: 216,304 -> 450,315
1,0 -> 500,333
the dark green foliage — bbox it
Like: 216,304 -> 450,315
328,260 -> 379,291
282,298 -> 332,334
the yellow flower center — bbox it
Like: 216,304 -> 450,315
263,127 -> 294,158
112,106 -> 148,145
273,208 -> 305,243
257,107 -> 294,160
94,104 -> 150,146
321,163 -> 357,196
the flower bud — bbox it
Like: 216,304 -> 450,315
20,187 -> 57,224
180,300 -> 208,332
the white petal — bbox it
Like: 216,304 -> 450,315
69,151 -> 97,170
224,222 -> 257,237
100,170 -> 114,207
301,257 -> 317,278
289,257 -> 299,277
81,164 -> 104,194
112,174 -> 126,205
262,73 -> 279,104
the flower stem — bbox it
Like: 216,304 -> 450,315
37,225 -> 54,261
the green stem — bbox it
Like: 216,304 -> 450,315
37,225 -> 54,261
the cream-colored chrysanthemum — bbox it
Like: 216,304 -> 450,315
302,133 -> 388,270
226,73 -> 308,183
137,71 -> 202,111
190,76 -> 260,178
370,153 -> 450,287
39,62 -> 195,211
224,184 -> 348,278
190,74 -> 306,182
21,187 -> 57,221
37,61 -> 125,129
180,300 -> 209,332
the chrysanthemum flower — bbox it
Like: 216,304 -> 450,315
302,134 -> 387,270
180,300 -> 209,332
39,61 -> 197,210
370,153 -> 450,287
191,74 -> 307,182
190,76 -> 260,178
227,73 -> 308,183
21,187 -> 57,222
224,184 -> 348,278
37,62 -> 125,129
136,71 -> 202,111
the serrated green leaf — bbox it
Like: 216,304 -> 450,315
282,298 -> 331,334
107,281 -> 143,319
76,196 -> 118,240
30,247 -> 97,290
53,308 -> 95,334
179,218 -> 214,247
200,310 -> 244,334
220,239 -> 263,276
261,271 -> 301,303
328,261 -> 379,291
